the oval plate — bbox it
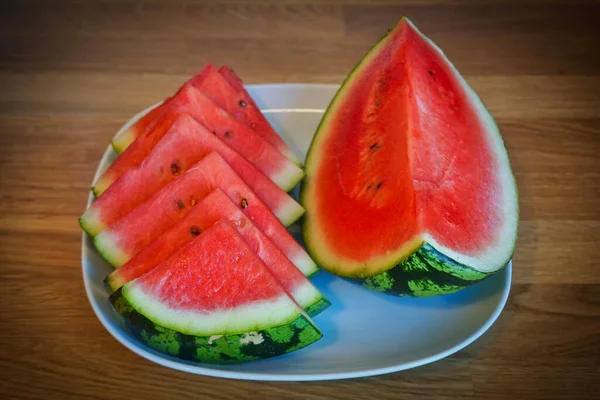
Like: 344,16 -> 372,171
82,83 -> 511,381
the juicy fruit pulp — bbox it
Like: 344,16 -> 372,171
94,152 -> 311,270
111,64 -> 300,166
80,113 -> 303,236
94,81 -> 303,197
301,18 -> 518,292
219,66 -> 302,166
107,188 -> 327,315
112,220 -> 322,363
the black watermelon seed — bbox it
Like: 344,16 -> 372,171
171,164 -> 180,174
176,200 -> 185,210
190,226 -> 201,236
240,198 -> 248,209
239,100 -> 247,107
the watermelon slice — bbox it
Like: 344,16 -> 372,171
219,66 -> 302,166
94,152 -> 315,275
94,83 -> 303,197
301,18 -> 519,297
107,188 -> 327,315
80,114 -> 304,236
111,219 -> 323,364
110,65 -> 214,154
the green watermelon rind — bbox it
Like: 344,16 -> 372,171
299,17 -> 519,297
111,132 -> 134,155
110,289 -> 323,364
356,243 -> 510,297
93,231 -> 128,268
79,208 -> 106,239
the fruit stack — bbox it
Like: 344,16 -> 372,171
80,64 -> 329,364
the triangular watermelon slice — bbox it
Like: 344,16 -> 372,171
110,65 -> 214,154
107,188 -> 326,315
80,113 -> 304,236
94,152 -> 316,275
218,65 -> 302,166
110,219 -> 323,364
301,18 -> 518,296
94,82 -> 303,197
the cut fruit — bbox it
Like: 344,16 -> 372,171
93,152 -> 313,272
80,114 -> 304,236
301,18 -> 518,297
219,66 -> 302,166
94,82 -> 303,197
110,219 -> 323,364
107,188 -> 326,315
111,102 -> 166,155
110,65 -> 213,154
197,65 -> 301,165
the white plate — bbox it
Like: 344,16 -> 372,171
82,83 -> 511,381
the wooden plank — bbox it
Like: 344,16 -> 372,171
1,73 -> 598,118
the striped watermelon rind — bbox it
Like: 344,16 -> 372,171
356,243 -> 508,297
110,288 -> 323,364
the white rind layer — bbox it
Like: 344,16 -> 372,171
291,253 -> 319,277
276,196 -> 306,228
271,159 -> 305,193
123,283 -> 304,336
290,279 -> 324,310
94,231 -> 129,267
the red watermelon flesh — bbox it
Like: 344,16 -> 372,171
81,114 -> 304,237
93,152 -> 314,274
195,66 -> 300,162
94,83 -> 303,197
301,18 -> 518,277
119,219 -> 322,341
110,65 -> 213,153
107,189 -> 324,313
219,66 -> 302,166
132,220 -> 284,311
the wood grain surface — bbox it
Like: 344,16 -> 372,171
1,1 -> 599,399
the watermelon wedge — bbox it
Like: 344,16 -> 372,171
94,152 -> 315,275
107,189 -> 327,315
301,18 -> 519,297
94,83 -> 303,197
111,219 -> 323,364
80,114 -> 304,236
111,102 -> 167,156
110,65 -> 213,154
219,66 -> 302,166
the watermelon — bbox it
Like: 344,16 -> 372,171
110,64 -> 212,154
94,152 -> 316,275
94,82 -> 303,197
301,18 -> 519,297
80,113 -> 304,236
111,219 -> 323,364
107,188 -> 327,316
218,66 -> 302,166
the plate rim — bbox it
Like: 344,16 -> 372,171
81,83 -> 512,381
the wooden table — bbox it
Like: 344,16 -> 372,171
1,1 -> 599,398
